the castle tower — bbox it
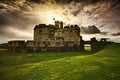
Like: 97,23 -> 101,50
55,21 -> 59,29
60,21 -> 63,28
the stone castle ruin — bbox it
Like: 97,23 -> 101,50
8,21 -> 111,52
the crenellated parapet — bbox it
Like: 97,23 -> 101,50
7,21 -> 85,52
8,40 -> 26,52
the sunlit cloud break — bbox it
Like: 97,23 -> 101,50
0,0 -> 120,43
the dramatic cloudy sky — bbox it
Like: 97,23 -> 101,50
0,0 -> 120,43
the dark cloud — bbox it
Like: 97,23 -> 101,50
26,0 -> 102,4
27,0 -> 69,3
0,0 -> 16,2
0,11 -> 34,30
81,25 -> 100,34
0,0 -> 120,43
0,1 -> 35,40
111,32 -> 120,36
0,15 -> 10,26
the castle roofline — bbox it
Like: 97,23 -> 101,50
64,25 -> 80,29
8,40 -> 25,42
34,24 -> 46,30
8,40 -> 25,43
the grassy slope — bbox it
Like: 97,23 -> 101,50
0,44 -> 120,80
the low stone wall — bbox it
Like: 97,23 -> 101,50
8,40 -> 112,52
8,40 -> 82,52
8,41 -> 26,52
26,41 -> 36,52
91,42 -> 113,52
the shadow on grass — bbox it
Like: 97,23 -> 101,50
0,44 -> 120,80
0,48 -> 93,66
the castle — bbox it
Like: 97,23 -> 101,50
8,21 -> 109,52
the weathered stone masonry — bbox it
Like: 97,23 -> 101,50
8,21 -> 83,52
8,21 -> 111,52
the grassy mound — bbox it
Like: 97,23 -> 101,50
0,44 -> 120,80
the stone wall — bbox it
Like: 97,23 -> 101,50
8,41 -> 26,52
34,24 -> 55,41
8,21 -> 85,52
26,40 -> 36,52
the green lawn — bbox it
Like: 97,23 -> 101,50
0,44 -> 120,80
84,45 -> 91,51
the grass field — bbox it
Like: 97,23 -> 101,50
0,44 -> 120,80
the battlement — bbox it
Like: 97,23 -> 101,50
8,40 -> 26,52
8,21 -> 108,52
7,19 -> 113,52
7,21 -> 83,52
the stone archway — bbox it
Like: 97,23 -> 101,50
83,41 -> 92,51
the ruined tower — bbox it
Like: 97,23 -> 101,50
33,21 -> 81,51
55,21 -> 59,28
8,20 -> 84,52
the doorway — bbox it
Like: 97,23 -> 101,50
84,44 -> 91,51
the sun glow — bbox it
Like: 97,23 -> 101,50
46,11 -> 65,24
